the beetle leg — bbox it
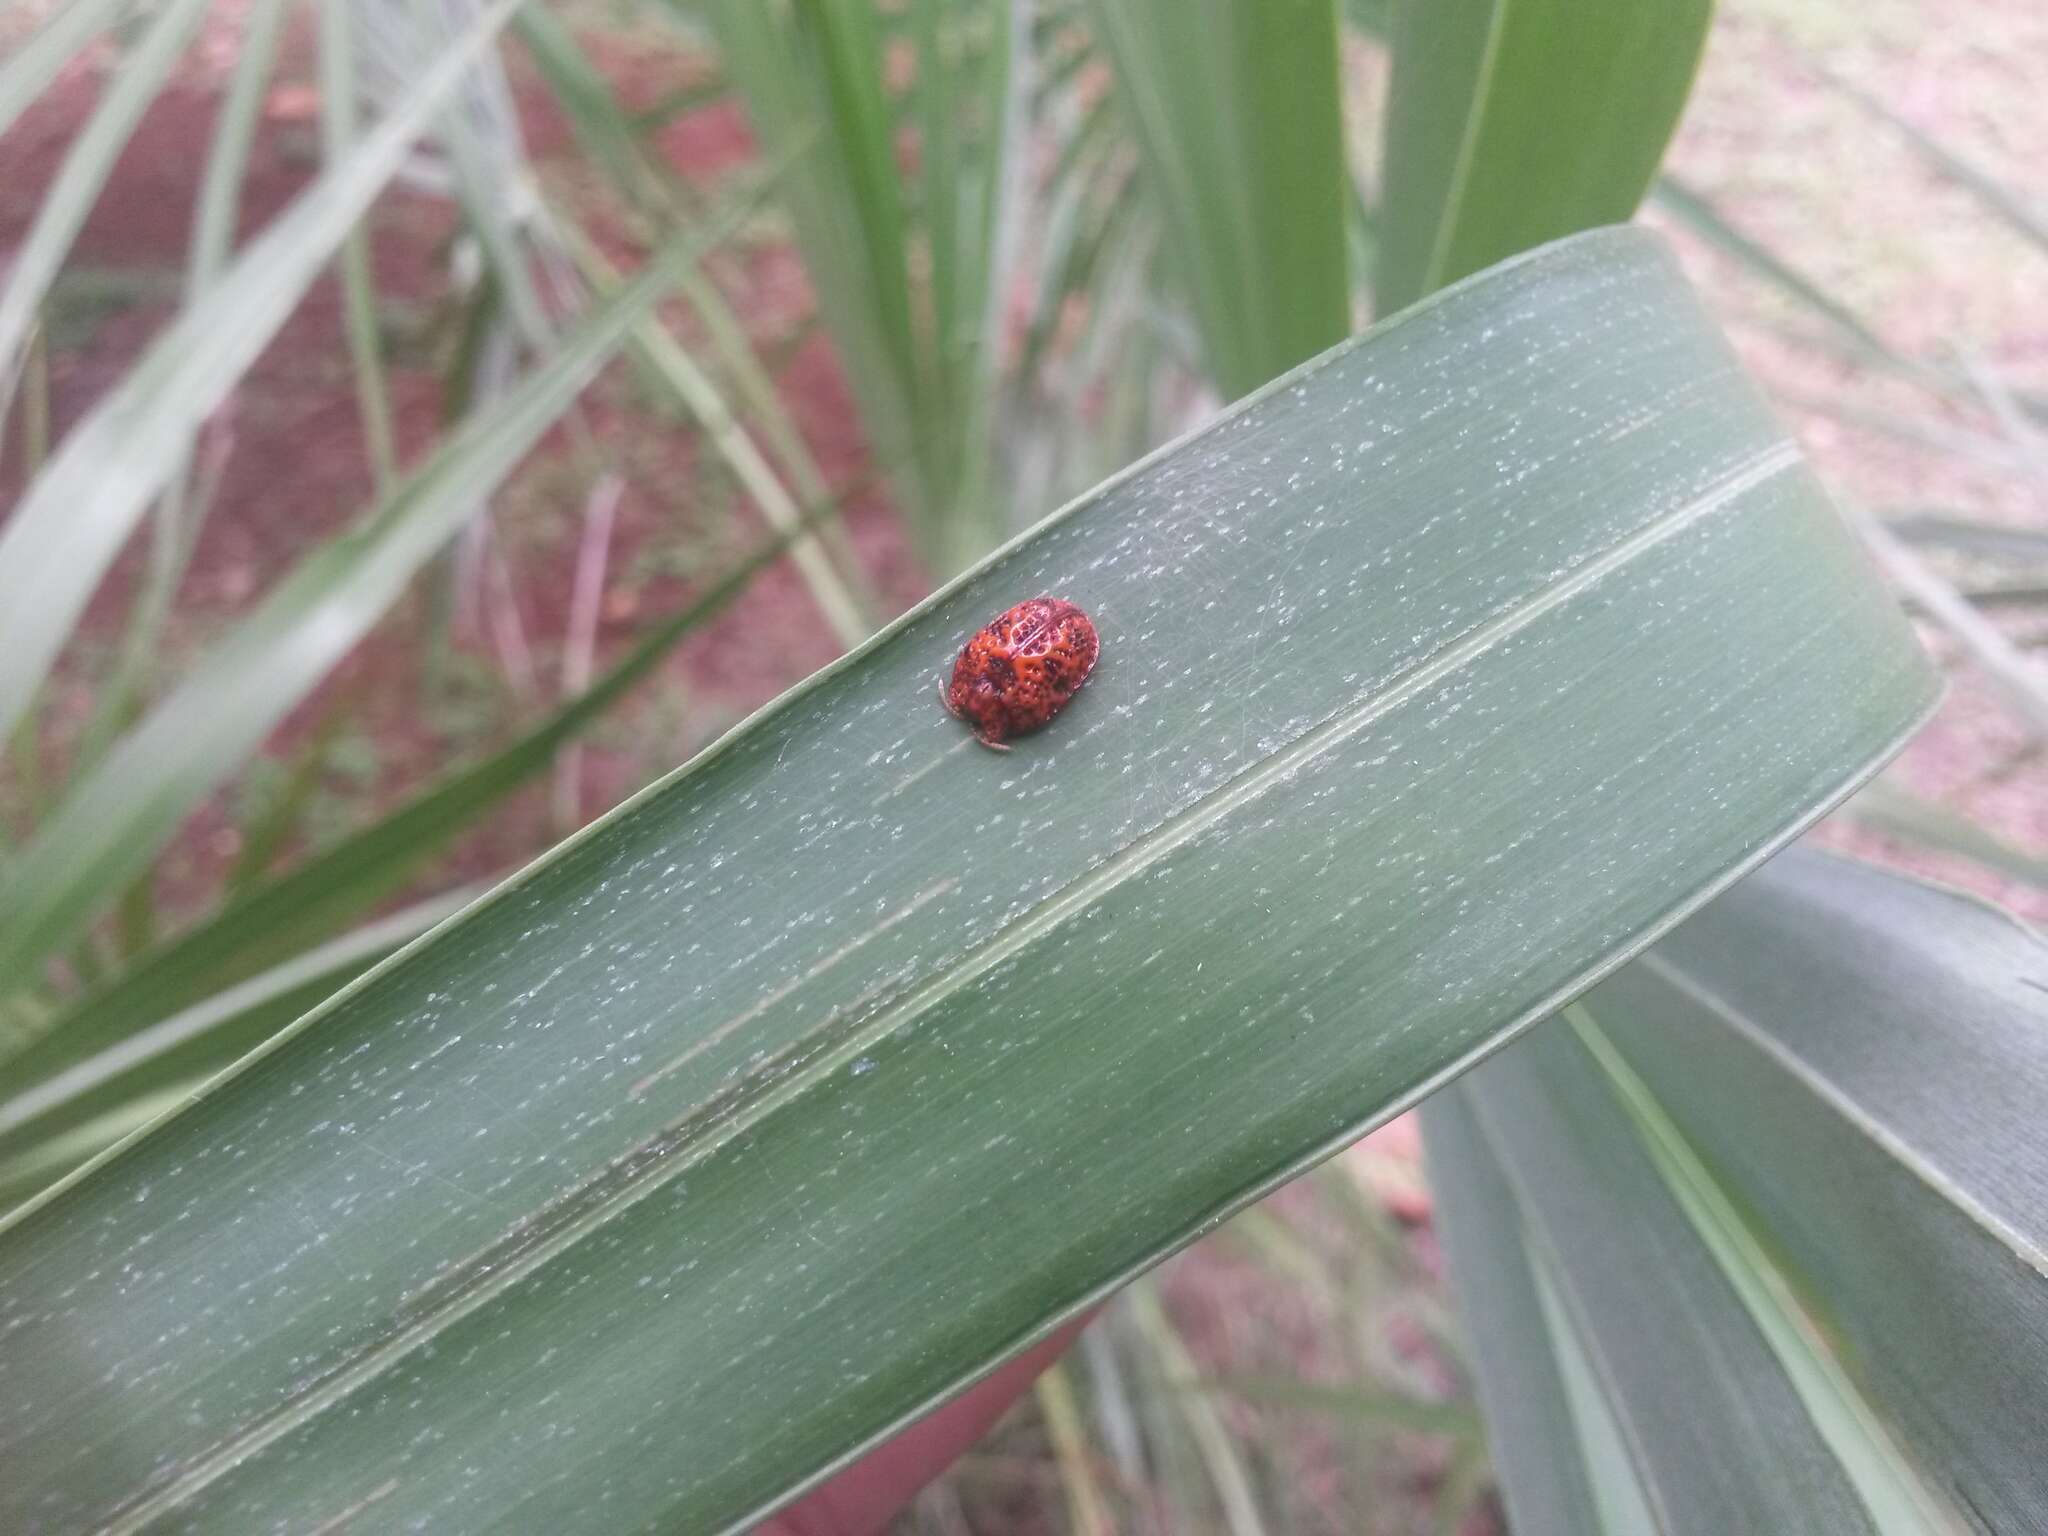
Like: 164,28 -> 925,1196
975,732 -> 1012,753
938,678 -> 960,718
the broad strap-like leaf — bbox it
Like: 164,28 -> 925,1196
1422,1087 -> 1636,1535
1428,846 -> 2047,1533
1588,848 -> 2046,1530
1428,1016 -> 1949,1534
1086,0 -> 1350,399
1377,0 -> 1711,313
0,230 -> 1933,1534
1651,174 -> 1901,364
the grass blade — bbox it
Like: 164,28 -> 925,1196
0,0 -> 212,419
1127,1282 -> 1271,1536
379,0 -> 557,352
68,0 -> 296,775
7,500 -> 848,1094
1190,1377 -> 1481,1441
320,0 -> 401,492
1823,69 -> 2048,258
697,0 -> 1017,572
1882,511 -> 2048,563
1848,507 -> 2048,742
1419,1089 -> 1612,1534
1958,346 -> 2048,480
1651,172 -> 1903,365
1035,1361 -> 1118,1536
1572,1007 -> 1959,1532
186,0 -> 296,292
551,471 -> 625,828
0,227 -> 709,983
701,0 -> 918,509
1450,1020 -> 1941,1532
0,889 -> 478,1205
1438,845 -> 2048,1529
1788,393 -> 2042,482
1837,781 -> 2048,888
0,0 -> 137,144
562,221 -> 875,647
0,0 -> 525,749
513,10 -> 873,594
223,690 -> 358,892
512,6 -> 665,207
0,1085 -> 192,1221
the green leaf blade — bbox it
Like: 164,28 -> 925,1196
1582,849 -> 2048,1532
1089,0 -> 1350,397
1438,1032 -> 1894,1534
1420,1089 -> 1613,1534
0,229 -> 1935,1534
1377,0 -> 1711,313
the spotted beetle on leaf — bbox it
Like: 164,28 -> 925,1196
941,596 -> 1099,751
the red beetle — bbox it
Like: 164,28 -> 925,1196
941,596 -> 1100,750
